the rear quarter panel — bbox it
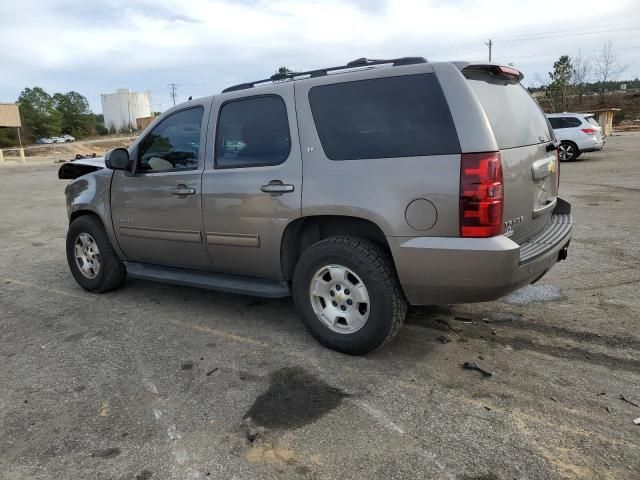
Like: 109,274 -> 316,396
294,64 -> 461,237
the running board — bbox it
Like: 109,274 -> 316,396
124,262 -> 291,298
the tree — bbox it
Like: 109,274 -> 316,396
593,41 -> 628,102
17,87 -> 63,140
548,55 -> 573,111
571,50 -> 591,104
276,66 -> 293,76
53,91 -> 94,138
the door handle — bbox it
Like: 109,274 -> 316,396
261,181 -> 295,195
170,184 -> 196,196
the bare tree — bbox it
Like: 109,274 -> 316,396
593,41 -> 628,102
571,49 -> 591,104
532,72 -> 555,112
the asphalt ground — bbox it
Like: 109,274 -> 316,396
1,134 -> 639,480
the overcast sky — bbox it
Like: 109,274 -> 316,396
1,0 -> 639,112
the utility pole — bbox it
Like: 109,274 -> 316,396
169,83 -> 178,106
485,39 -> 493,62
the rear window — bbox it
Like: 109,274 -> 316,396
585,115 -> 600,127
308,74 -> 460,160
466,72 -> 552,149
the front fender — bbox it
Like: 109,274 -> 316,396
65,169 -> 125,260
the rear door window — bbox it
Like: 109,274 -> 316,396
308,74 -> 460,160
564,117 -> 582,128
215,95 -> 291,169
466,72 -> 552,149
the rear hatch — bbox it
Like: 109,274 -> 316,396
584,114 -> 604,141
463,66 -> 559,244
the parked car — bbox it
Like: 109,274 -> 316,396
49,136 -> 66,144
61,134 -> 76,142
546,113 -> 604,161
60,57 -> 572,354
36,137 -> 53,144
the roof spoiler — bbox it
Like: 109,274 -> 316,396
461,64 -> 524,82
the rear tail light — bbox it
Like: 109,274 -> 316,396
460,152 -> 504,237
581,128 -> 596,135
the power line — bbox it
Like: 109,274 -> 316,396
493,21 -> 640,41
428,21 -> 640,57
495,25 -> 640,43
494,45 -> 640,60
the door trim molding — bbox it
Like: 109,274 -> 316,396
119,226 -> 203,243
206,232 -> 260,248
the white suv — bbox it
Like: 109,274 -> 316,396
546,113 -> 604,161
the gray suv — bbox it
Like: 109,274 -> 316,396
60,57 -> 572,354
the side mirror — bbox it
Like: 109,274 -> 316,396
105,148 -> 131,170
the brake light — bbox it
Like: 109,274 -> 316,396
581,128 -> 596,135
460,152 -> 504,237
495,66 -> 521,78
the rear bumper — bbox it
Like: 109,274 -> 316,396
389,199 -> 572,305
577,137 -> 604,151
581,144 -> 604,153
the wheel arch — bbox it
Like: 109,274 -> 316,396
69,208 -> 126,261
70,209 -> 101,223
559,140 -> 580,160
281,215 -> 390,281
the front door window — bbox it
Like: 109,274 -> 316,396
137,107 -> 204,172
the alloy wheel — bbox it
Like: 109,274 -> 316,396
309,264 -> 370,334
74,233 -> 101,279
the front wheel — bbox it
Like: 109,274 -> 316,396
292,236 -> 407,355
66,215 -> 126,293
558,141 -> 579,161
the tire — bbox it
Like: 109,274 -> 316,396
558,141 -> 579,161
66,215 -> 126,293
292,236 -> 407,355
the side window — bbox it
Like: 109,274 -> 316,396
308,74 -> 460,161
565,117 -> 582,128
548,118 -> 562,129
137,107 -> 204,172
215,96 -> 290,168
585,116 -> 600,127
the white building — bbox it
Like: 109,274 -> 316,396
101,88 -> 152,132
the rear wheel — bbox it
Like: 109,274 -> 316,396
292,236 -> 407,355
559,141 -> 579,161
66,215 -> 126,293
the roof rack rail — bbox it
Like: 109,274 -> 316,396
221,56 -> 427,93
